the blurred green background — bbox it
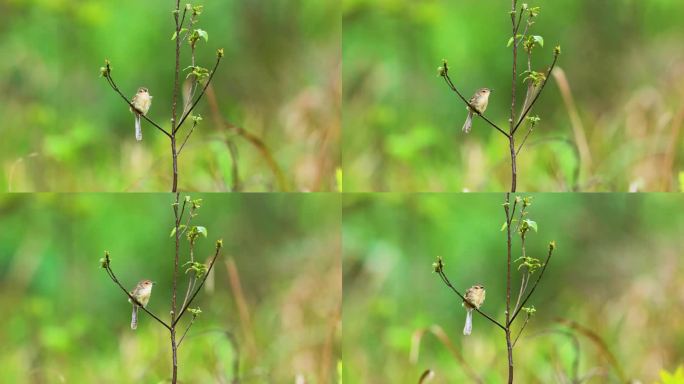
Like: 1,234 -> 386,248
343,193 -> 684,383
0,193 -> 341,383
0,0 -> 340,192
343,0 -> 684,192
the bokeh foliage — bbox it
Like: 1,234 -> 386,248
343,193 -> 684,382
0,193 -> 341,383
0,0 -> 340,192
343,0 -> 684,191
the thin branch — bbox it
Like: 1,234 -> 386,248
173,240 -> 222,327
515,124 -> 535,155
174,54 -> 223,134
101,252 -> 171,330
179,6 -> 188,34
511,272 -> 528,318
182,11 -> 200,117
180,240 -> 197,312
512,51 -> 560,136
177,209 -> 199,317
513,200 -> 529,233
508,198 -> 518,225
440,62 -> 509,138
102,64 -> 171,138
515,10 -> 532,49
511,229 -> 529,315
511,312 -> 531,348
434,259 -> 506,331
177,119 -> 198,156
512,5 -> 525,38
177,313 -> 198,348
177,198 -> 188,225
508,242 -> 555,325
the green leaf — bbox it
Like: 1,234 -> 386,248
196,29 -> 208,42
525,115 -> 541,124
528,6 -> 541,17
170,225 -> 187,237
188,307 -> 202,316
532,35 -> 544,47
522,306 -> 536,315
507,34 -> 522,47
183,261 -> 208,277
524,219 -> 538,232
171,28 -> 188,41
501,221 -> 508,231
515,256 -> 543,273
196,226 -> 208,237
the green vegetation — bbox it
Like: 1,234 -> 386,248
0,0 -> 340,192
343,193 -> 684,382
343,0 -> 684,191
0,194 -> 341,383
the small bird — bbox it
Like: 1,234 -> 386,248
462,88 -> 491,133
130,87 -> 152,141
463,284 -> 486,336
129,279 -> 154,330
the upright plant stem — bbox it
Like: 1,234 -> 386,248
171,192 -> 181,383
170,2 -> 182,379
504,192 -> 514,383
509,1 -> 519,193
170,0 -> 182,193
171,137 -> 179,193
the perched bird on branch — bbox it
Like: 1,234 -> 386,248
463,284 -> 486,335
462,88 -> 491,133
129,279 -> 154,330
131,87 -> 152,141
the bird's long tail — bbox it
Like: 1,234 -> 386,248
131,305 -> 138,330
462,110 -> 474,133
463,309 -> 473,335
135,115 -> 142,141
